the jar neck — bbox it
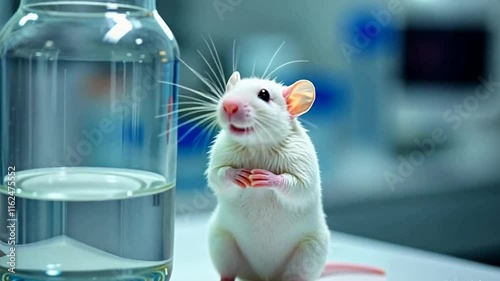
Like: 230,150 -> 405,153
20,0 -> 156,10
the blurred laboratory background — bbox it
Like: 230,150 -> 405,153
3,0 -> 500,268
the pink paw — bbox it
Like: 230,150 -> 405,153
226,168 -> 251,188
249,169 -> 285,188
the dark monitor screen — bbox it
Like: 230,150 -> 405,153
403,27 -> 488,85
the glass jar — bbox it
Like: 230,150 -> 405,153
0,0 -> 179,280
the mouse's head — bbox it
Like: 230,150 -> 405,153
216,71 -> 315,146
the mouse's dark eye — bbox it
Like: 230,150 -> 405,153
258,89 -> 270,102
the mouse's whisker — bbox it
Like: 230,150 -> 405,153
177,114 -> 217,143
201,121 -> 219,148
159,80 -> 219,104
207,119 -> 220,137
178,103 -> 216,116
250,58 -> 257,78
203,71 -> 223,98
203,35 -> 226,91
169,55 -> 221,100
158,111 -> 215,138
204,70 -> 216,85
155,105 -> 214,119
232,39 -> 236,74
171,101 -> 217,108
197,49 -> 225,96
261,41 -> 285,79
193,118 -> 219,149
208,35 -> 225,82
177,108 -> 215,121
265,59 -> 309,80
193,122 -> 212,145
178,94 -> 217,105
234,43 -> 240,74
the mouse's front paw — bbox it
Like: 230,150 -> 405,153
225,167 -> 252,188
249,169 -> 285,188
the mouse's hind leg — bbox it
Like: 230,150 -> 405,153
209,226 -> 257,281
279,231 -> 329,281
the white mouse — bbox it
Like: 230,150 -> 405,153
205,71 -> 385,281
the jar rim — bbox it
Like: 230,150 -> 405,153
23,1 -> 151,17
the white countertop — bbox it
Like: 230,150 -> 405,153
172,214 -> 500,281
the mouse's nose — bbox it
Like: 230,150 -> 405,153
223,101 -> 239,116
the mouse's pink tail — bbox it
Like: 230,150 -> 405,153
321,263 -> 385,277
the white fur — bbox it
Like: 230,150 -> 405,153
205,77 -> 330,281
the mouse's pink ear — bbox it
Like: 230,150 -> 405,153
283,80 -> 315,118
226,71 -> 241,92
